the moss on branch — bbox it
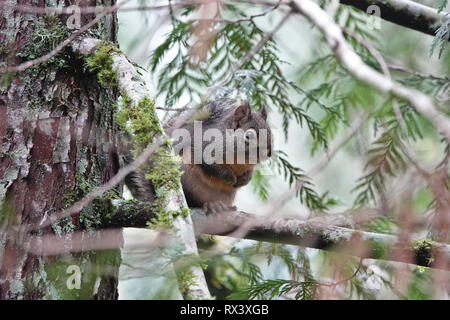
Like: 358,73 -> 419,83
86,41 -> 121,87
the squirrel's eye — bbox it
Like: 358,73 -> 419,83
244,128 -> 257,142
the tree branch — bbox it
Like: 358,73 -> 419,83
102,200 -> 450,271
339,0 -> 450,39
0,0 -> 286,16
0,0 -> 131,73
230,109 -> 372,239
71,37 -> 212,300
195,210 -> 449,271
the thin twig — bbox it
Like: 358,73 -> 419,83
157,106 -> 191,112
190,0 -> 283,24
0,0 -> 131,73
0,0 -> 286,15
318,257 -> 364,288
342,27 -> 389,77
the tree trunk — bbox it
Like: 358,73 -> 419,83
0,0 -> 121,299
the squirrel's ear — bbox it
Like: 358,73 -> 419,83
260,105 -> 267,121
232,103 -> 251,127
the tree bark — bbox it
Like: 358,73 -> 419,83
339,0 -> 449,39
0,0 -> 121,299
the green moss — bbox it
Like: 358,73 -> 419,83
147,207 -> 189,230
412,239 -> 434,266
0,44 -> 8,56
92,190 -> 120,220
11,14 -> 72,110
61,173 -> 94,209
180,207 -> 191,218
147,209 -> 177,230
116,95 -> 163,153
173,253 -> 210,299
176,268 -> 198,299
86,41 -> 121,87
51,216 -> 76,236
61,172 -> 120,231
144,146 -> 184,229
145,148 -> 182,191
116,95 -> 189,230
412,239 -> 433,251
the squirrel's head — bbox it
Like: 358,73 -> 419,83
171,99 -> 272,167
225,102 -> 272,164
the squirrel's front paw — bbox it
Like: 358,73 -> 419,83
203,201 -> 237,215
234,170 -> 253,187
222,168 -> 238,186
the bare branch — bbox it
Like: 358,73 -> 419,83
192,209 -> 450,271
339,0 -> 450,39
96,200 -> 450,271
0,0 -> 287,16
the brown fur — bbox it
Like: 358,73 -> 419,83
125,98 -> 271,212
176,100 -> 270,210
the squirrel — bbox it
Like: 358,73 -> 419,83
125,98 -> 272,214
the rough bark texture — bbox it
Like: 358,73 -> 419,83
0,0 -> 121,299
